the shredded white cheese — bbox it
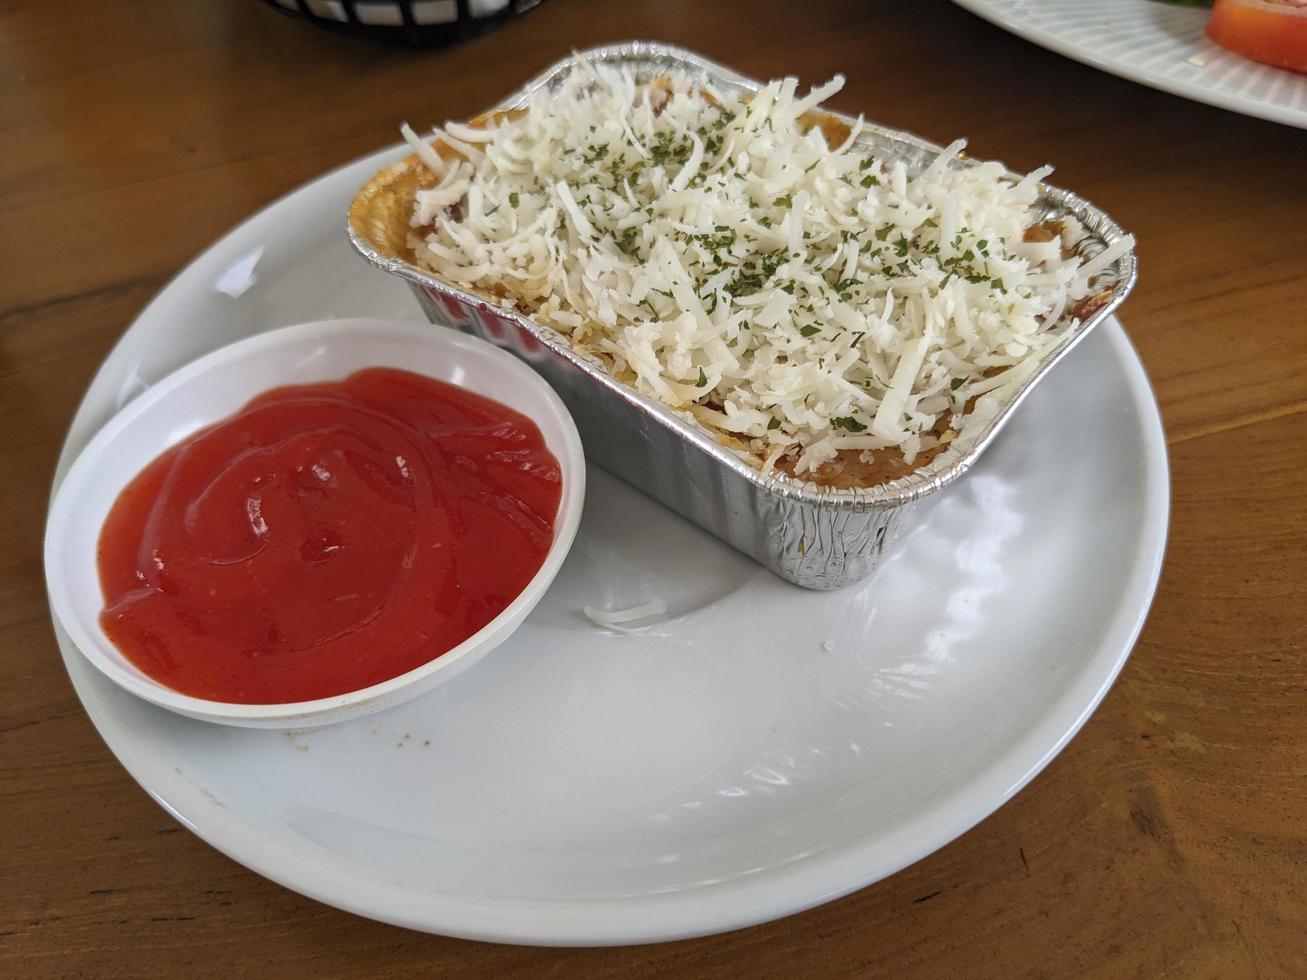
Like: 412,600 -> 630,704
403,64 -> 1130,479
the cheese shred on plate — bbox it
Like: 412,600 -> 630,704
401,63 -> 1131,482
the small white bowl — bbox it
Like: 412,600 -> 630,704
45,319 -> 586,729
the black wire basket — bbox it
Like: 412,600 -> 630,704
264,0 -> 545,48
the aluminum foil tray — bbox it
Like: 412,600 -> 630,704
347,41 -> 1138,589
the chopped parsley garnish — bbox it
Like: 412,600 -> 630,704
615,227 -> 640,256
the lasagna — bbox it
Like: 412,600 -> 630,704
388,62 -> 1131,486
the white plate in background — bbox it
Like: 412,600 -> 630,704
47,145 -> 1169,945
953,0 -> 1307,129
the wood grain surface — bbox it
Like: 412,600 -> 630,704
3,1 -> 1305,976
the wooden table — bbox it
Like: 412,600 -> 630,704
3,0 -> 1305,975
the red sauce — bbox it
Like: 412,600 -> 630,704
97,367 -> 562,704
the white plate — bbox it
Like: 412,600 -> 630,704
952,0 -> 1307,129
49,146 -> 1169,945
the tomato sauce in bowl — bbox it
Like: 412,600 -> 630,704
96,367 -> 562,704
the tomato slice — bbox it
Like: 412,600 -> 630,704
1205,0 -> 1307,73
